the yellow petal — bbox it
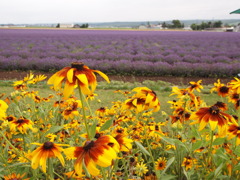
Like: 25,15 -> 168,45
63,82 -> 75,98
76,74 -> 88,85
94,70 -> 110,83
199,119 -> 208,131
67,68 -> 74,83
87,159 -> 100,176
209,120 -> 218,131
31,149 -> 42,170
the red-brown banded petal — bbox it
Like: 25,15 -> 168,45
93,70 -> 110,83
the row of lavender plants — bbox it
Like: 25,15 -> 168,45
0,29 -> 240,77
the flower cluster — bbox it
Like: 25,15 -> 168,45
0,63 -> 239,179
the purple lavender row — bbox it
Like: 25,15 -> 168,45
0,29 -> 239,77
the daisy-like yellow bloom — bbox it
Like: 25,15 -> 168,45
182,157 -> 197,171
170,86 -> 194,99
228,118 -> 240,145
132,87 -> 160,109
31,141 -> 68,172
211,79 -> 229,97
135,161 -> 148,177
0,99 -> 8,120
64,135 -> 120,176
3,173 -> 29,180
28,74 -> 47,84
123,87 -> 160,113
229,77 -> 240,94
47,62 -> 110,98
96,107 -> 108,117
62,102 -> 80,120
187,80 -> 203,92
9,117 -> 34,134
155,157 -> 167,170
190,104 -> 233,136
114,134 -> 133,152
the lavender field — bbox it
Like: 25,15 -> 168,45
0,29 -> 240,77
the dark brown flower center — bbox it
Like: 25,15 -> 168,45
219,86 -> 229,93
71,62 -> 84,70
209,105 -> 219,114
83,141 -> 95,150
43,142 -> 54,149
159,162 -> 164,167
17,119 -> 25,124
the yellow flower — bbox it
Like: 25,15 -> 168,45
28,74 -> 47,84
3,173 -> 29,180
211,79 -> 229,97
31,142 -> 68,172
187,80 -> 203,92
0,100 -> 8,120
64,135 -> 120,176
114,134 -> 133,152
229,77 -> 240,94
182,157 -> 197,170
9,117 -> 34,134
47,62 -> 110,98
135,161 -> 148,177
228,118 -> 240,145
190,104 -> 233,136
155,157 -> 167,170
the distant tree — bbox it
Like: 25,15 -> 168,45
80,23 -> 89,28
162,22 -> 167,28
213,21 -> 222,28
56,23 -> 60,28
171,20 -> 183,28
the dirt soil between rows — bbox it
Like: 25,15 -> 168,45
0,70 -> 233,85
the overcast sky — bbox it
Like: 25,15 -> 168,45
1,0 -> 240,24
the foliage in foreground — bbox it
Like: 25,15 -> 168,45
0,63 -> 240,180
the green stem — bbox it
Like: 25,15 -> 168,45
208,130 -> 214,167
78,86 -> 90,139
47,158 -> 54,180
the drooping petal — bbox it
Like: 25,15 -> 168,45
67,68 -> 75,83
93,70 -> 110,83
86,158 -> 100,176
76,73 -> 89,86
209,120 -> 218,131
199,119 -> 208,131
31,148 -> 43,170
39,150 -> 49,173
63,81 -> 75,98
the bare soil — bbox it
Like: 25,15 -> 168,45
0,70 -> 233,85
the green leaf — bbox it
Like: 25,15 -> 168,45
214,162 -> 224,178
135,141 -> 150,156
160,174 -> 177,180
161,136 -> 175,145
161,157 -> 175,175
234,146 -> 240,156
215,149 -> 229,160
212,138 -> 225,146
233,163 -> 240,171
99,119 -> 113,132
89,122 -> 97,139
45,126 -> 63,135
174,139 -> 189,152
183,168 -> 190,180
192,140 -> 203,151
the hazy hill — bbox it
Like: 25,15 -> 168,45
86,19 -> 240,28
